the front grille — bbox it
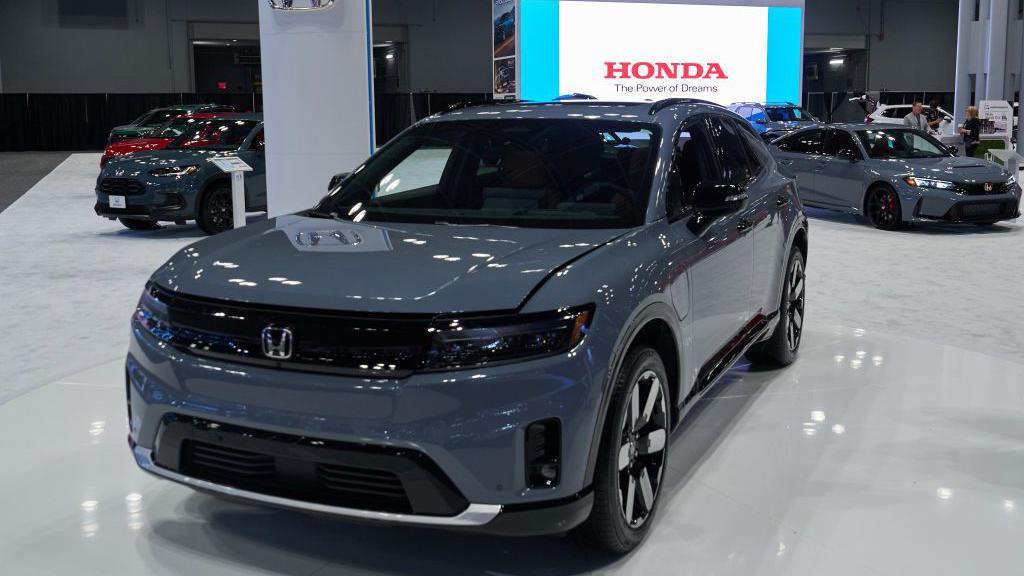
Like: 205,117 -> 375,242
100,178 -> 146,196
945,201 -> 1017,222
957,181 -> 1015,196
157,416 -> 467,516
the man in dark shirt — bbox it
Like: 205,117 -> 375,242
925,100 -> 944,131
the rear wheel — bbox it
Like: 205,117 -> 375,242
579,347 -> 669,553
197,183 -> 234,235
747,247 -> 805,367
119,218 -> 160,231
865,185 -> 903,230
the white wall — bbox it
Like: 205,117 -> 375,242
805,0 -> 960,92
0,0 -> 257,93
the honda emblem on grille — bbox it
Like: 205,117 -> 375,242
261,326 -> 294,360
984,182 -> 994,193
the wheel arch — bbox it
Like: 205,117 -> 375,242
195,174 -> 231,216
583,302 -> 683,488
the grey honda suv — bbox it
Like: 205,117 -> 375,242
126,99 -> 808,552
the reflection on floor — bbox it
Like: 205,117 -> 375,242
0,155 -> 1022,575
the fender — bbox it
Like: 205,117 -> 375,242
582,299 -> 685,488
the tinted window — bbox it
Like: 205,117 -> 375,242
667,122 -> 717,217
765,107 -> 818,122
824,130 -> 861,158
732,119 -> 768,174
882,107 -> 905,119
317,119 -> 659,229
857,128 -> 949,159
775,129 -> 825,154
704,116 -> 755,185
170,119 -> 262,150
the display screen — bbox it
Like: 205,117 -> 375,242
520,0 -> 803,106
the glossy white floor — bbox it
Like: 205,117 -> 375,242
1,155 -> 1023,575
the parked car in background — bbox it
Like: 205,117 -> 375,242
771,124 -> 1019,229
100,112 -> 236,167
729,102 -> 820,142
95,114 -> 265,234
125,99 -> 808,554
107,103 -> 236,145
864,103 -> 955,134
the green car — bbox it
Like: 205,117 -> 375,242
108,103 -> 236,145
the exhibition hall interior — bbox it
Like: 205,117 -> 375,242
1,0 -> 1023,573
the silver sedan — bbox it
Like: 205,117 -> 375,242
770,124 -> 1021,229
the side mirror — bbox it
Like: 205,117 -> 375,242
755,118 -> 769,125
693,182 -> 747,214
328,172 -> 351,191
945,144 -> 959,155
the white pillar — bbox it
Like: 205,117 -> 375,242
258,0 -> 376,217
953,0 -> 975,128
985,0 -> 1009,99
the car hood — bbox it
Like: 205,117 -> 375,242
102,149 -> 233,178
150,215 -> 627,314
108,138 -> 173,155
874,156 -> 1010,179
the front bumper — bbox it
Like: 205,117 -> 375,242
904,186 -> 1021,223
94,181 -> 196,222
126,318 -> 606,535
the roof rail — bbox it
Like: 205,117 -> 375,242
648,98 -> 721,115
554,93 -> 598,101
439,99 -> 524,115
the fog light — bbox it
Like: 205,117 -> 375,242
526,419 -> 561,489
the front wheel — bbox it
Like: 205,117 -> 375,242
865,185 -> 903,230
578,347 -> 670,553
747,247 -> 805,367
197,183 -> 234,235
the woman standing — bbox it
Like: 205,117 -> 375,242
960,106 -> 981,157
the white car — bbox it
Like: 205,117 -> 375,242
866,103 -> 955,135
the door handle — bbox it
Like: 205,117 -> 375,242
776,194 -> 790,207
736,218 -> 754,233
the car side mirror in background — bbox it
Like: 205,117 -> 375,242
328,172 -> 351,191
693,182 -> 747,215
945,144 -> 959,155
755,118 -> 769,125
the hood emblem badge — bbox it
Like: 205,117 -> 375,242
261,326 -> 294,360
984,182 -> 994,193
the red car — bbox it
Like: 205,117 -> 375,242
100,112 -> 236,167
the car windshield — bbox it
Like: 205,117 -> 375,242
136,109 -> 187,128
151,116 -> 210,139
856,128 -> 949,159
315,119 -> 659,229
170,119 -> 260,150
766,107 -> 817,122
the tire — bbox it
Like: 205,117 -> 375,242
119,218 -> 160,231
197,183 -> 235,236
747,247 -> 805,367
865,185 -> 903,230
578,346 -> 670,553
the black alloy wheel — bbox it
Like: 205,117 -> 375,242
785,256 -> 806,352
580,347 -> 670,553
616,368 -> 669,530
866,186 -> 903,230
198,184 -> 234,235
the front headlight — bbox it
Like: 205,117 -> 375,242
422,306 -> 593,370
134,282 -> 172,341
903,176 -> 958,191
149,165 -> 200,177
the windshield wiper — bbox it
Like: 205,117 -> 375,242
305,210 -> 342,220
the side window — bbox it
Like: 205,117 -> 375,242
667,122 -> 716,218
704,116 -> 755,185
748,107 -> 768,123
775,129 -> 825,154
882,107 -> 903,119
731,119 -> 767,175
823,130 -> 859,158
249,129 -> 265,150
737,106 -> 753,119
374,146 -> 454,198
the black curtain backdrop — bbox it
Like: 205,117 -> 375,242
0,92 -> 488,152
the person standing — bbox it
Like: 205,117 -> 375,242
925,100 -> 944,132
960,106 -> 981,157
903,101 -> 930,131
